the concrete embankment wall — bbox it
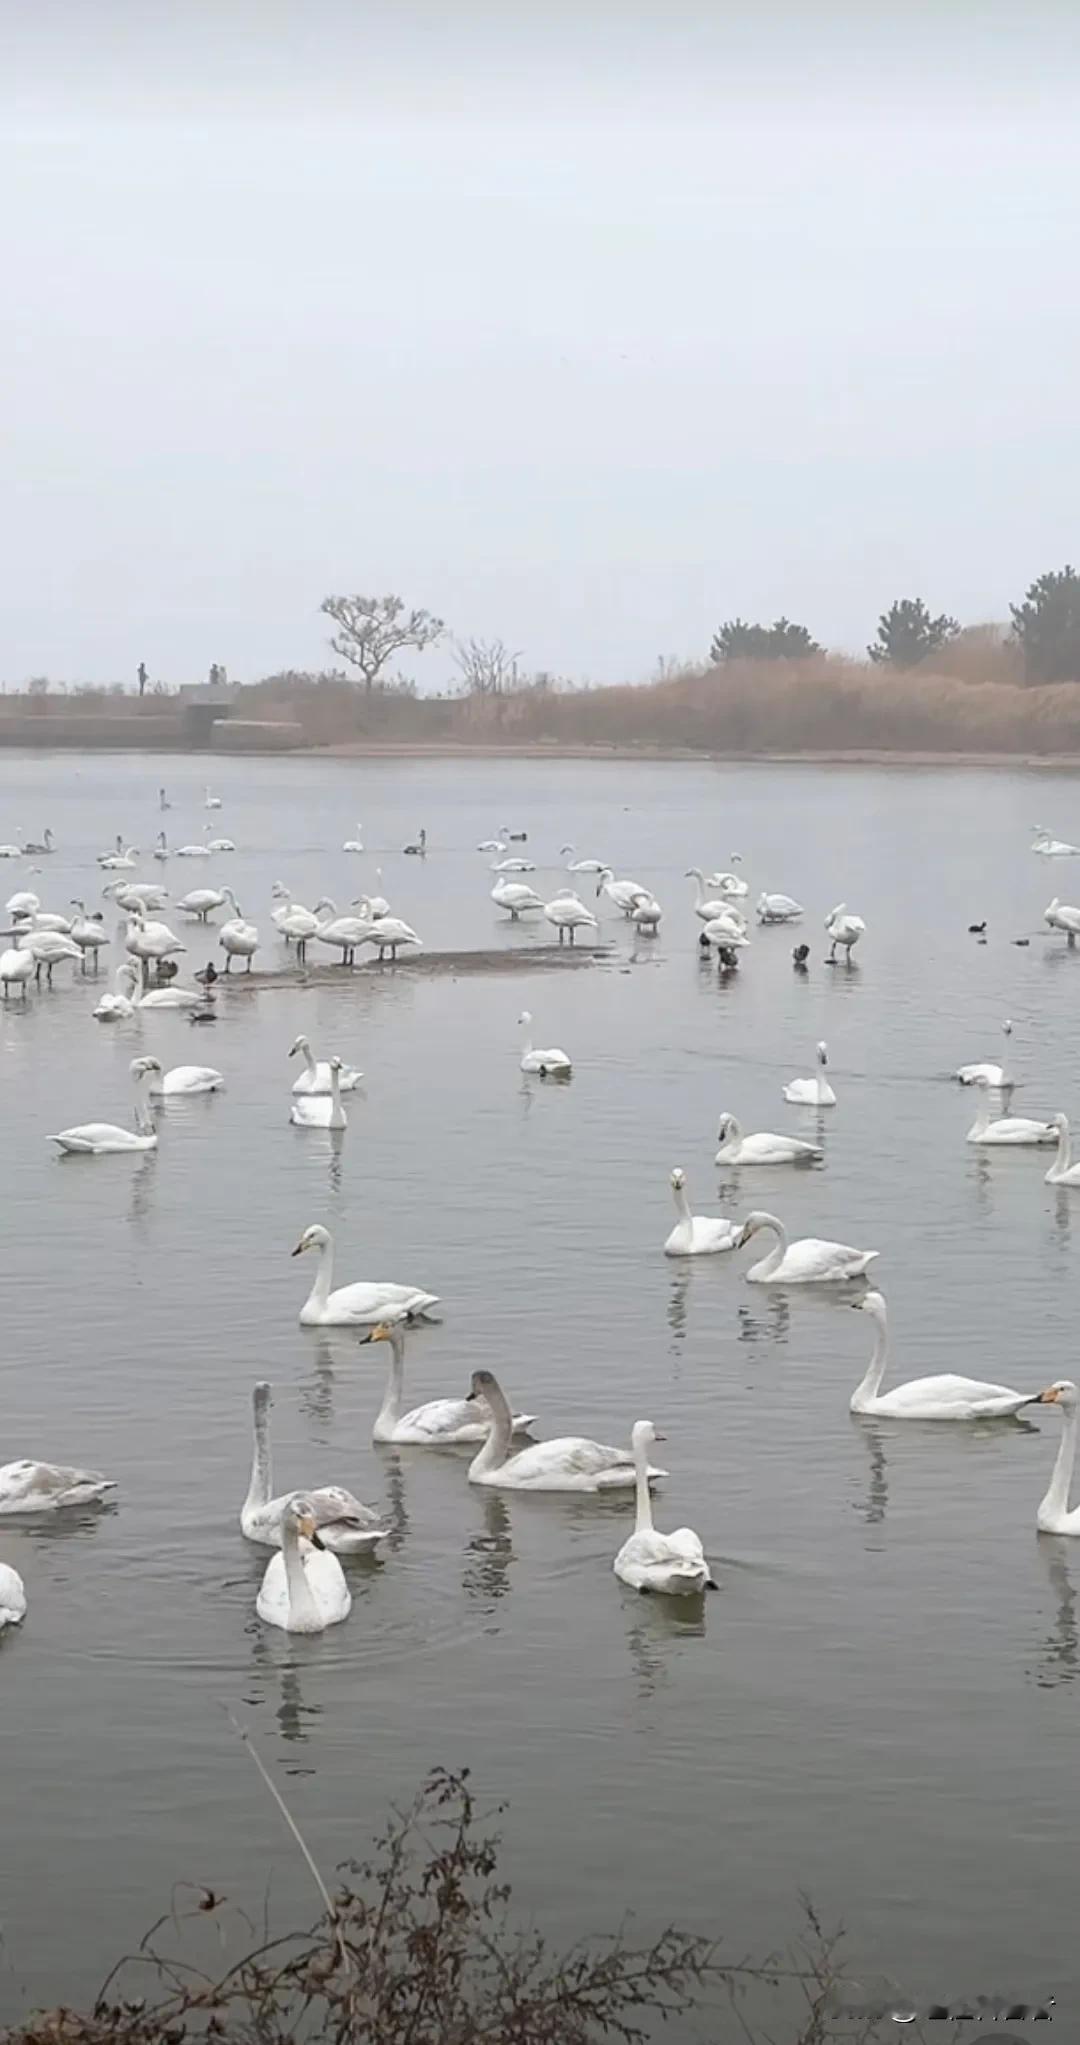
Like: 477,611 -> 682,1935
0,714 -> 303,751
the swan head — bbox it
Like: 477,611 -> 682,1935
826,903 -> 846,926
287,1035 -> 310,1060
631,1419 -> 666,1450
357,1318 -> 404,1348
851,1290 -> 887,1323
283,1497 -> 325,1548
329,1056 -> 343,1073
735,1211 -> 775,1248
684,868 -> 704,881
670,1168 -> 686,1191
816,1042 -> 829,1067
1036,1381 -> 1078,1410
518,1010 -> 533,1027
716,1114 -> 737,1141
291,1224 -> 329,1257
1050,1112 -> 1069,1132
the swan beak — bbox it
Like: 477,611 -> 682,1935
1036,1387 -> 1060,1404
290,1241 -> 306,1257
308,1527 -> 326,1550
653,1431 -> 668,1442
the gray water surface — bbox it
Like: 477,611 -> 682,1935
1,752 -> 1077,2026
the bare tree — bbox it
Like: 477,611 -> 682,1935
320,593 -> 445,691
452,636 -> 522,695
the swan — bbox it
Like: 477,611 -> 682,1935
0,1458 -> 116,1513
362,916 -> 421,962
136,982 -> 207,1009
1045,897 -> 1080,945
705,870 -> 749,899
354,872 -> 390,917
105,880 -> 170,912
342,822 -> 365,852
596,869 -> 649,915
51,1056 -> 161,1154
477,837 -> 506,853
290,1056 -> 347,1128
218,890 -> 259,970
17,929 -> 82,984
630,892 -> 663,933
543,892 -> 598,944
360,1319 -> 536,1444
664,1168 -> 739,1256
519,1011 -> 571,1076
242,1381 -> 388,1551
966,1075 -> 1057,1145
782,1042 -> 837,1107
848,1292 -> 1034,1418
491,879 -> 544,918
275,897 -> 334,961
69,902 -> 109,968
955,1020 -> 1013,1087
699,912 -> 749,948
23,827 -> 54,855
736,1210 -> 878,1284
0,843 -> 22,858
560,845 -> 607,873
206,836 -> 235,853
463,1369 -> 667,1493
1032,826 -> 1080,857
6,890 -> 39,916
0,1564 -> 26,1633
149,1064 -> 223,1096
715,1113 -> 822,1166
613,1422 -> 713,1595
98,842 -> 138,870
256,1498 -> 352,1632
176,886 -> 228,922
756,891 -> 804,924
1033,1382 -> 1080,1533
0,948 -> 33,996
175,839 -> 212,857
205,785 -> 222,809
124,908 -> 186,981
153,831 -> 169,861
289,1035 -> 362,1093
93,964 -> 139,1019
491,856 -> 535,874
825,903 -> 865,960
314,902 -> 373,965
685,869 -> 729,922
14,908 -> 73,933
1045,1114 -> 1080,1186
293,1223 -> 439,1326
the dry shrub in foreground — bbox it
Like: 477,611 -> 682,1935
2,1771 -> 871,2045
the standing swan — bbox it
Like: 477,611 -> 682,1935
292,1224 -> 439,1325
255,1499 -> 352,1632
50,1056 -> 161,1154
359,1319 -> 536,1444
1045,1114 -> 1080,1186
613,1422 -> 713,1594
289,1056 -> 348,1128
825,903 -> 865,961
782,1042 -> 836,1107
241,1381 -> 388,1551
463,1369 -> 667,1493
218,890 -> 259,970
715,1113 -> 821,1166
735,1210 -> 878,1284
664,1168 -> 738,1256
848,1292 -> 1035,1419
518,1011 -> 571,1076
1032,1382 -> 1080,1533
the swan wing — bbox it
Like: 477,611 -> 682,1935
0,1459 -> 115,1512
319,1281 -> 439,1324
783,1238 -> 877,1280
875,1373 -> 1030,1418
51,1122 -> 141,1150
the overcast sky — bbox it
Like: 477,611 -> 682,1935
6,1 -> 1080,687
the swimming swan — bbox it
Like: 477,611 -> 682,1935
782,1042 -> 836,1107
463,1369 -> 667,1492
149,1065 -> 224,1096
1032,826 -> 1080,858
0,1564 -> 26,1632
560,845 -> 607,873
292,1223 -> 439,1325
360,1319 -> 536,1444
93,964 -> 139,1020
663,1168 -> 739,1256
955,1019 -> 1013,1087
255,1498 -> 352,1632
0,1459 -> 116,1513
715,1113 -> 821,1166
519,1011 -> 571,1076
1045,1114 -> 1080,1186
613,1422 -> 713,1595
965,1075 -> 1056,1146
289,1035 -> 362,1094
1033,1381 -> 1080,1533
735,1210 -> 878,1284
848,1292 -> 1034,1419
289,1056 -> 348,1128
343,822 -> 365,852
50,1056 -> 161,1154
242,1380 -> 388,1551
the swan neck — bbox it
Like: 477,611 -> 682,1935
674,1182 -> 692,1223
1042,1404 -> 1078,1524
376,1330 -> 406,1429
310,1235 -> 333,1305
972,1095 -> 991,1135
245,1396 -> 272,1512
469,1380 -> 514,1475
755,1215 -> 785,1273
852,1315 -> 889,1405
1057,1122 -> 1072,1173
633,1437 -> 654,1534
303,1042 -> 317,1077
282,1517 -> 319,1626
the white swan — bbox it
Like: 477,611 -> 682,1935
706,870 -> 749,899
290,1056 -> 347,1128
0,1459 -> 116,1513
782,1042 -> 836,1107
106,880 -> 170,912
292,1223 -> 439,1325
664,1168 -> 738,1256
613,1422 -> 712,1595
275,897 -> 334,961
256,1498 -> 352,1632
715,1113 -> 821,1166
205,785 -> 222,809
175,839 -> 213,858
51,1056 -> 161,1154
955,1019 -> 1013,1087
242,1381 -> 388,1551
0,948 -> 33,997
1033,1382 -> 1080,1533
343,822 -> 364,852
491,856 -> 535,874
206,835 -> 235,853
966,1075 -> 1056,1146
175,886 -> 228,922
218,890 -> 259,970
360,1319 -> 536,1444
93,964 -> 139,1020
685,869 -> 729,922
464,1369 -> 667,1493
5,890 -> 39,916
699,912 -> 749,948
560,845 -> 606,874
69,902 -> 109,968
16,908 -> 72,933
0,844 -> 22,859
17,929 -> 83,984
1045,897 -> 1080,945
477,837 -> 506,853
825,902 -> 865,960
362,915 -> 421,962
736,1209 -> 878,1284
153,831 -> 169,861
596,869 -> 649,915
543,892 -> 598,944
0,1564 -> 26,1633
289,1035 -> 362,1094
491,879 -> 544,919
630,893 -> 663,933
1032,825 -> 1080,857
848,1292 -> 1034,1419
98,843 -> 138,870
314,903 -> 374,965
756,891 -> 804,924
136,983 -> 207,1010
149,1064 -> 224,1096
353,877 -> 390,918
519,1010 -> 571,1076
1045,1114 -> 1080,1186
125,908 -> 186,979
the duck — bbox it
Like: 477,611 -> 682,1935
756,891 -> 804,924
289,1056 -> 348,1128
292,1223 -> 439,1326
664,1168 -> 739,1256
360,1319 -> 536,1444
543,892 -> 598,944
288,1035 -> 362,1094
735,1210 -> 878,1284
1032,1382 -> 1080,1533
518,1011 -> 571,1076
968,921 -> 987,936
792,943 -> 810,970
491,879 -> 544,919
0,1459 -> 116,1513
955,1020 -> 1013,1087
613,1422 -> 713,1595
194,960 -> 219,987
782,1042 -> 837,1107
506,828 -> 528,842
92,964 -> 140,1020
242,1381 -> 388,1552
965,1075 -> 1057,1146
255,1499 -> 352,1633
825,902 -> 865,961
1045,1114 -> 1080,1186
149,1064 -> 224,1096
848,1293 -> 1035,1419
714,1113 -> 821,1166
0,947 -> 34,997
1045,897 -> 1080,946
0,1564 -> 26,1633
50,1056 -> 161,1154
218,890 -> 259,970
463,1369 -> 667,1493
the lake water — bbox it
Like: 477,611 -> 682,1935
1,749 -> 1078,2031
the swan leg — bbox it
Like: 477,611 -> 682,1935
245,954 -> 252,970
223,954 -> 232,971
1070,932 -> 1077,950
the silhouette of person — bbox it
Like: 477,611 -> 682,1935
137,661 -> 148,696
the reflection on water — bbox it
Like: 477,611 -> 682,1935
850,1420 -> 889,1530
461,1491 -> 514,1612
736,1295 -> 790,1348
624,1598 -> 707,1704
1032,1540 -> 1080,1690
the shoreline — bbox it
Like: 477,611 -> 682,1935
6,736 -> 1080,768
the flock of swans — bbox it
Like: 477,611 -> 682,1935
7,799 -> 1080,1639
